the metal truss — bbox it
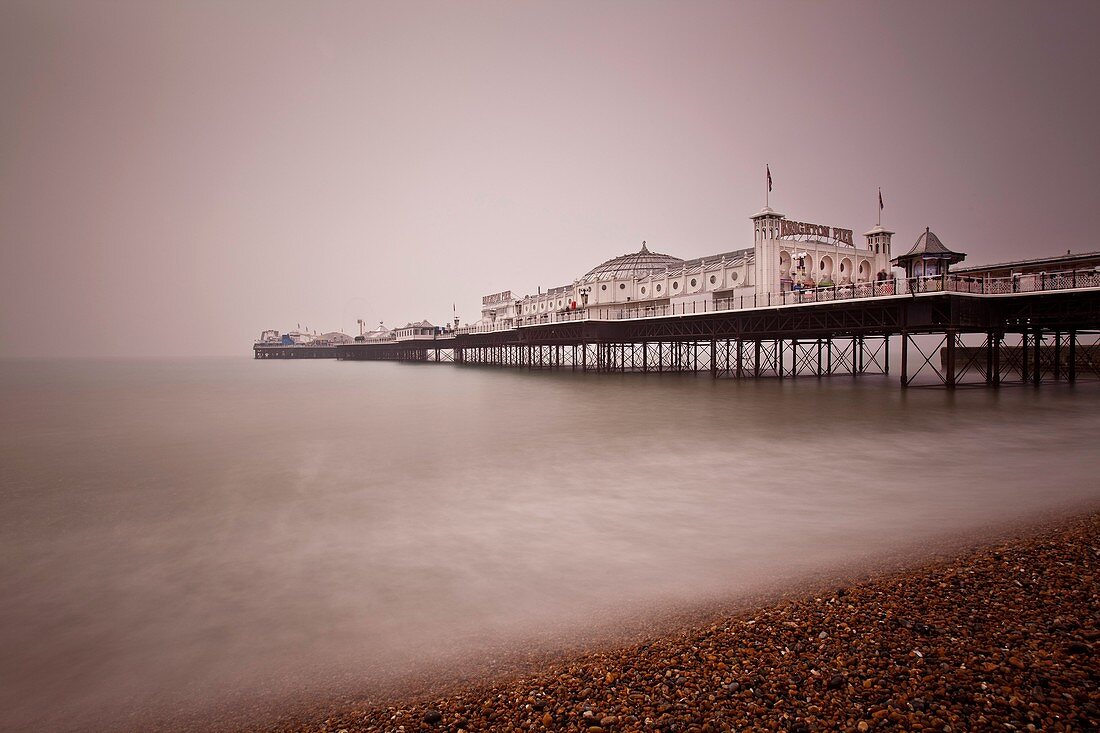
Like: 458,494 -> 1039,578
901,333 -> 949,388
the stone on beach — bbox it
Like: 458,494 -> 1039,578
243,513 -> 1100,733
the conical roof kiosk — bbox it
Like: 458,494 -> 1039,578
891,227 -> 966,278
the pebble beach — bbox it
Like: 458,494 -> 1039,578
243,512 -> 1099,733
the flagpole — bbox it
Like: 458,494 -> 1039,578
877,187 -> 881,227
766,164 -> 770,208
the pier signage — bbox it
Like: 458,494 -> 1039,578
482,290 -> 513,305
780,219 -> 854,247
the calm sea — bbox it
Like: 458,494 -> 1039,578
1,358 -> 1098,731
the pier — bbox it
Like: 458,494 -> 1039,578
254,210 -> 1100,389
252,344 -> 337,359
256,275 -> 1100,389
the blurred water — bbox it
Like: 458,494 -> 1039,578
1,358 -> 1098,731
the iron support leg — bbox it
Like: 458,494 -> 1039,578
901,332 -> 909,388
1021,331 -> 1029,383
990,332 -> 998,385
1054,331 -> 1061,380
1068,330 -> 1077,383
946,330 -> 956,389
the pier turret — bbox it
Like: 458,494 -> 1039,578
751,206 -> 786,294
863,225 -> 893,258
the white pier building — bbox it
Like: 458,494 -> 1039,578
466,207 -> 896,331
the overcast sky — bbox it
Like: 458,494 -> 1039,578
2,0 -> 1099,357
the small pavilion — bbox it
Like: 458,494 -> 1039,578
892,227 -> 965,278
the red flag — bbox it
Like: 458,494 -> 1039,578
767,165 -> 772,192
878,188 -> 884,211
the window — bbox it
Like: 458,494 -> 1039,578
601,284 -> 607,291
619,283 -> 626,290
656,284 -> 662,292
641,286 -> 647,295
709,275 -> 716,284
690,278 -> 697,287
730,272 -> 738,281
672,281 -> 679,290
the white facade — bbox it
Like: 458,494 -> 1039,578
752,207 -> 893,292
480,291 -> 520,329
394,320 -> 439,341
482,209 -> 894,326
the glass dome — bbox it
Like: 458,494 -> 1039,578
581,241 -> 684,282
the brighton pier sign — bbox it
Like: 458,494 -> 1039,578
482,290 -> 513,305
779,219 -> 854,247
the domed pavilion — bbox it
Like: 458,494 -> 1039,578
580,241 -> 684,283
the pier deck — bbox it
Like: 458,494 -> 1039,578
257,280 -> 1100,388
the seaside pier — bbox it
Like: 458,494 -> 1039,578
255,207 -> 1100,388
323,281 -> 1100,389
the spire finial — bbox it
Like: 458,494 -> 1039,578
641,240 -> 649,253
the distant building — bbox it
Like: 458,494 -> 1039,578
480,291 -> 519,330
394,320 -> 438,341
313,331 -> 353,346
361,324 -> 395,343
280,331 -> 314,345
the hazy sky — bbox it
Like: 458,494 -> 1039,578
2,0 -> 1099,357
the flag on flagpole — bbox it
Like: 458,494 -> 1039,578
767,165 -> 772,192
878,188 -> 884,211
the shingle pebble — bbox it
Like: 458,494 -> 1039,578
244,513 -> 1100,732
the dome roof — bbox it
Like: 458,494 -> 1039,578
581,241 -> 684,282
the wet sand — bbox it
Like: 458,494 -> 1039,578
240,512 -> 1099,733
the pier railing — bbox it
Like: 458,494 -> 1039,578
442,270 -> 1100,335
